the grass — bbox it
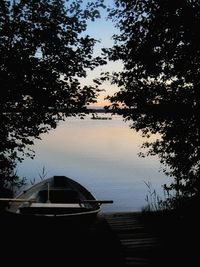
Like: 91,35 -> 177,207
142,181 -> 174,212
30,165 -> 48,185
138,186 -> 200,266
140,181 -> 199,253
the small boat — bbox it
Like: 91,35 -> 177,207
91,113 -> 112,120
0,176 -> 113,224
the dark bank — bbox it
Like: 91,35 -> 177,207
1,209 -> 199,266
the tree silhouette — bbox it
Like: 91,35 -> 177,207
0,0 -> 105,194
105,0 -> 200,208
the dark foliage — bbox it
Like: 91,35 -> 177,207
0,0 -> 106,194
104,0 -> 200,207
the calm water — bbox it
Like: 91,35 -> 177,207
17,114 -> 171,212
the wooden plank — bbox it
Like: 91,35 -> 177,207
103,212 -> 160,266
30,203 -> 81,208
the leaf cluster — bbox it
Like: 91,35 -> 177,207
105,0 -> 200,202
0,0 -> 106,192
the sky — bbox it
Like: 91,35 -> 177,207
80,0 -> 124,108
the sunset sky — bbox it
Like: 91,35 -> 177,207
81,0 -> 124,108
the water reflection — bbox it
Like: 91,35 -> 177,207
18,115 -> 170,212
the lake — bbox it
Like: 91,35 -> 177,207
17,114 -> 171,213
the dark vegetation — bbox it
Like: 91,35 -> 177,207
0,0 -> 106,196
137,208 -> 199,266
102,0 -> 200,215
